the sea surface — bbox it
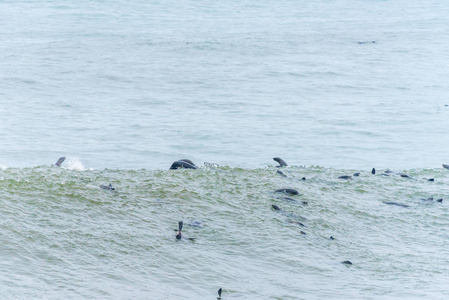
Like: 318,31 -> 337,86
1,0 -> 449,299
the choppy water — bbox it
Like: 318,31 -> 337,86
1,164 -> 449,299
1,0 -> 449,298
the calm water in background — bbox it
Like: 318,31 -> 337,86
1,0 -> 449,299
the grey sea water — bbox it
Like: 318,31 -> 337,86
1,0 -> 449,299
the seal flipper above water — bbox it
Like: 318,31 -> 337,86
176,221 -> 183,240
55,157 -> 66,166
273,157 -> 288,167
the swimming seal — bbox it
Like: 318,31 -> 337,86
277,196 -> 308,205
275,188 -> 299,195
271,204 -> 306,223
100,183 -> 115,191
55,157 -> 65,166
277,170 -> 287,177
353,173 -> 360,177
338,175 -> 352,180
383,201 -> 409,208
273,157 -> 288,167
176,221 -> 183,240
169,160 -> 198,170
341,260 -> 353,265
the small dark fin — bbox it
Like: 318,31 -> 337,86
330,236 -> 335,240
272,204 -> 281,211
169,160 -> 198,170
302,201 -> 308,205
218,288 -> 222,298
300,231 -> 307,235
437,199 -> 443,202
277,170 -> 287,177
341,260 -> 352,265
372,168 -> 376,175
353,172 -> 360,177
55,157 -> 66,166
273,157 -> 288,167
428,178 -> 434,181
302,177 -> 306,181
275,188 -> 299,195
176,232 -> 182,240
338,175 -> 352,180
179,221 -> 183,231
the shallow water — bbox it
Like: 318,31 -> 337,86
1,164 -> 449,299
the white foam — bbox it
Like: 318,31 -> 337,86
63,156 -> 86,171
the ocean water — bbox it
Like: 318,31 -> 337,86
1,0 -> 449,299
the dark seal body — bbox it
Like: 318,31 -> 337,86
275,188 -> 299,195
55,157 -> 66,166
169,160 -> 198,170
273,157 -> 288,167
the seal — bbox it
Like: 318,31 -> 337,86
100,183 -> 116,191
217,288 -> 222,299
272,204 -> 306,223
383,201 -> 409,208
175,221 -> 195,241
278,196 -> 308,205
275,188 -> 299,195
338,175 -> 352,180
277,170 -> 287,177
273,157 -> 288,167
341,260 -> 353,265
169,160 -> 198,170
443,164 -> 449,170
55,157 -> 65,166
176,221 -> 183,240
